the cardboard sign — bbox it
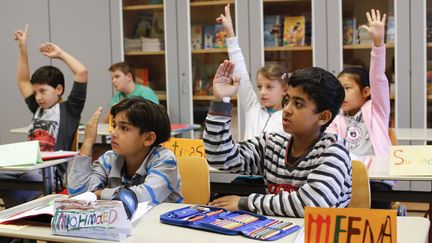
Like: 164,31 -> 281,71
304,207 -> 397,243
0,140 -> 42,167
163,138 -> 206,158
390,145 -> 432,175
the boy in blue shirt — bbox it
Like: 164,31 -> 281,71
68,97 -> 183,204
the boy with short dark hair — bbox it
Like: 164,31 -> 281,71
68,97 -> 183,204
103,61 -> 159,123
205,61 -> 351,217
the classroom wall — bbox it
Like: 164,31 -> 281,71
0,0 -> 122,145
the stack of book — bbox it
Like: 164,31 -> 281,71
124,38 -> 142,51
358,27 -> 373,45
141,37 -> 163,51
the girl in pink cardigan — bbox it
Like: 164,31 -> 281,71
326,9 -> 392,209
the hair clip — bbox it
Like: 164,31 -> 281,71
281,73 -> 287,79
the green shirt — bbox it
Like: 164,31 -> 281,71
110,83 -> 159,106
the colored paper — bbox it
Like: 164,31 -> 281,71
390,145 -> 432,175
0,140 -> 42,167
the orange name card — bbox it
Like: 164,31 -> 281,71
163,138 -> 206,158
304,207 -> 396,243
390,145 -> 432,175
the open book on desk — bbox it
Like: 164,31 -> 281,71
41,151 -> 78,161
0,192 -> 151,226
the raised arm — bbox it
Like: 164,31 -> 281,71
39,42 -> 88,83
360,9 -> 390,119
14,24 -> 34,98
217,4 -> 261,112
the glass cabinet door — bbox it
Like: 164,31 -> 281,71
122,0 -> 167,106
427,0 -> 432,129
189,0 -> 238,139
262,0 -> 313,72
342,0 -> 395,127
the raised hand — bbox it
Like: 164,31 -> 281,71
79,107 -> 102,157
14,24 -> 28,48
360,9 -> 386,47
39,42 -> 63,58
216,4 -> 235,38
213,60 -> 240,101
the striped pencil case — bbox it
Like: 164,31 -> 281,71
159,205 -> 300,241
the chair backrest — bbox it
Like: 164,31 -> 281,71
70,131 -> 79,151
177,156 -> 210,204
163,138 -> 206,158
349,160 -> 371,208
389,128 -> 397,145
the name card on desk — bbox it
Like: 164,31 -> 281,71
0,140 -> 42,167
304,207 -> 396,243
390,145 -> 432,175
163,138 -> 206,158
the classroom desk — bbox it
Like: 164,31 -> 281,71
0,158 -> 72,195
0,202 -> 429,243
394,128 -> 432,142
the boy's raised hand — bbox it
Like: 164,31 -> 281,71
216,4 -> 235,38
14,24 -> 28,48
213,60 -> 240,101
80,107 -> 102,157
39,42 -> 63,58
360,9 -> 386,47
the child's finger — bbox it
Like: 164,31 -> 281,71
382,13 -> 387,24
225,3 -> 231,18
24,24 -> 28,34
371,9 -> 376,21
376,10 -> 381,22
359,25 -> 370,33
366,11 -> 372,24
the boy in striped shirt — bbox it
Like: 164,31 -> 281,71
68,97 -> 183,205
206,61 -> 351,217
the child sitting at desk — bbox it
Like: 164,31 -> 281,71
325,9 -> 393,209
68,97 -> 183,204
204,61 -> 351,217
102,61 -> 159,123
0,24 -> 87,208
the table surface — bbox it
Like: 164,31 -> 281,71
0,157 -> 72,172
0,202 -> 429,243
393,128 -> 432,141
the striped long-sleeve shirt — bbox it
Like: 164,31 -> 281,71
67,146 -> 183,205
204,102 -> 352,217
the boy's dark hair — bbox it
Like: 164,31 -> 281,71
338,67 -> 371,100
109,61 -> 135,81
110,96 -> 171,147
288,67 -> 345,132
30,66 -> 65,95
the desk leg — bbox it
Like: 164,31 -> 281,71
42,166 -> 53,195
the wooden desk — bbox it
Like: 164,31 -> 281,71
0,158 -> 72,195
394,128 -> 432,142
0,202 -> 428,243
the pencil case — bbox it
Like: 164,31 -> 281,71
160,205 -> 300,241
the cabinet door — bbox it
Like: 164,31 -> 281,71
189,0 -> 239,140
340,0 -> 397,126
122,0 -> 167,105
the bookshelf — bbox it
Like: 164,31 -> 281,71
190,0 -> 234,7
123,4 -> 163,11
343,43 -> 395,50
125,50 -> 165,56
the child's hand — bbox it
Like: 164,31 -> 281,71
208,195 -> 240,211
39,42 -> 63,58
14,24 -> 28,48
216,4 -> 235,38
213,60 -> 240,101
360,9 -> 386,47
84,107 -> 102,145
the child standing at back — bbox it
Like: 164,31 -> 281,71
0,24 -> 88,208
217,4 -> 288,140
326,9 -> 392,208
68,97 -> 183,205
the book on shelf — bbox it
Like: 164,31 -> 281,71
191,25 -> 203,50
386,16 -> 395,44
264,15 -> 282,47
135,68 -> 149,86
358,27 -> 373,45
303,12 -> 312,46
141,37 -> 162,51
343,17 -> 358,45
214,24 -> 227,48
124,38 -> 142,52
283,16 -> 306,47
203,25 -> 215,49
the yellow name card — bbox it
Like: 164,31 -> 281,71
304,207 -> 396,243
163,138 -> 206,158
390,145 -> 432,175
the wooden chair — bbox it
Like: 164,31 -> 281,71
177,156 -> 210,204
349,160 -> 371,208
